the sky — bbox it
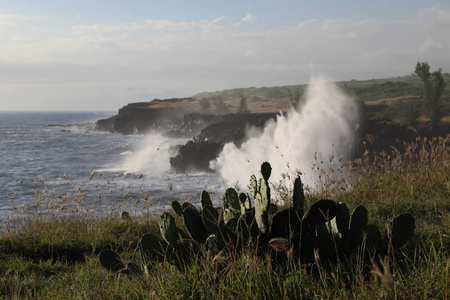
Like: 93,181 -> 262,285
1,1 -> 449,111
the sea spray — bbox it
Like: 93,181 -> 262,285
97,133 -> 177,175
216,77 -> 359,195
119,134 -> 172,175
94,133 -> 225,200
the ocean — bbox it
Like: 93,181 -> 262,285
0,111 -> 225,227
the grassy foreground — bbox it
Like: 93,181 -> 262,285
1,136 -> 449,299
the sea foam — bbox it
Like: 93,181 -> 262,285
216,77 -> 359,195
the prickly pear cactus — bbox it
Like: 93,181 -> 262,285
304,199 -> 337,225
238,210 -> 259,240
172,201 -> 183,216
121,211 -> 132,222
348,205 -> 368,247
205,234 -> 219,251
99,249 -> 125,273
261,161 -> 272,181
201,190 -> 213,208
255,173 -> 271,235
390,213 -> 415,248
224,188 -> 240,211
239,192 -> 251,215
270,207 -> 303,239
183,206 -> 209,244
223,208 -> 237,227
182,202 -> 195,211
355,224 -> 382,254
126,262 -> 142,275
250,175 -> 258,199
261,161 -> 272,182
330,202 -> 350,239
139,233 -> 166,262
260,178 -> 270,209
292,176 -> 305,210
201,205 -> 221,234
268,203 -> 278,215
160,212 -> 179,247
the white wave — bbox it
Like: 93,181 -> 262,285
117,133 -> 172,175
217,76 -> 359,192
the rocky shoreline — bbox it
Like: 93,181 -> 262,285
94,98 -> 450,175
94,99 -> 280,173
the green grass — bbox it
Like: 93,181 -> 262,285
190,74 -> 450,120
1,136 -> 449,299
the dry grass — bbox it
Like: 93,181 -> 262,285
0,135 -> 449,299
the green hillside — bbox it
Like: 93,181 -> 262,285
190,74 -> 450,126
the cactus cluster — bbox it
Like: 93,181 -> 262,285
99,162 -> 416,274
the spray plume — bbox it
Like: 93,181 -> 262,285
216,76 -> 359,192
98,133 -> 172,175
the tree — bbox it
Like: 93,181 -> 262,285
213,97 -> 229,114
402,101 -> 420,128
237,94 -> 250,113
199,98 -> 211,113
288,90 -> 301,110
415,61 -> 446,129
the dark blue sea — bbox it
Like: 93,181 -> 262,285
0,111 -> 224,227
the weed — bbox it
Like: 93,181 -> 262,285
0,135 -> 449,299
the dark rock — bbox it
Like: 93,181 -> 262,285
166,113 -> 223,138
113,105 -> 185,135
194,113 -> 279,146
95,99 -> 280,173
356,119 -> 450,157
95,99 -> 194,135
169,140 -> 223,173
169,113 -> 279,173
95,115 -> 117,132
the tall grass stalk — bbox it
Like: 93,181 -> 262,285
0,135 -> 449,299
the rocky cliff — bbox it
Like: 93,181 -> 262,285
95,97 -> 450,175
95,99 -> 279,173
170,113 -> 279,173
95,100 -> 191,135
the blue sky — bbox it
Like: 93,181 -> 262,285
1,1 -> 449,110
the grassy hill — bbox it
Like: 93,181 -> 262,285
188,74 -> 450,126
126,73 -> 450,129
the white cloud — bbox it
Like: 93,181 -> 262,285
71,17 -> 223,36
208,16 -> 227,26
419,38 -> 443,53
0,14 -> 28,26
236,13 -> 256,26
1,7 -> 450,110
419,6 -> 450,23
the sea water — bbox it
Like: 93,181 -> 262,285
0,111 -> 225,226
0,80 -> 359,229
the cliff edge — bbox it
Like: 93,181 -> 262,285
95,98 -> 280,173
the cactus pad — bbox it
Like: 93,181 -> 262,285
304,199 -> 337,225
201,190 -> 213,208
391,213 -> 415,248
171,201 -> 183,216
99,249 -> 124,273
160,212 -> 179,247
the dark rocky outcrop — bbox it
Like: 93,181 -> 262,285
169,140 -> 223,173
95,100 -> 281,173
95,115 -> 117,132
356,119 -> 450,156
194,113 -> 280,145
165,113 -> 223,138
169,113 -> 279,173
111,102 -> 186,135
95,97 -> 450,175
95,99 -> 199,135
